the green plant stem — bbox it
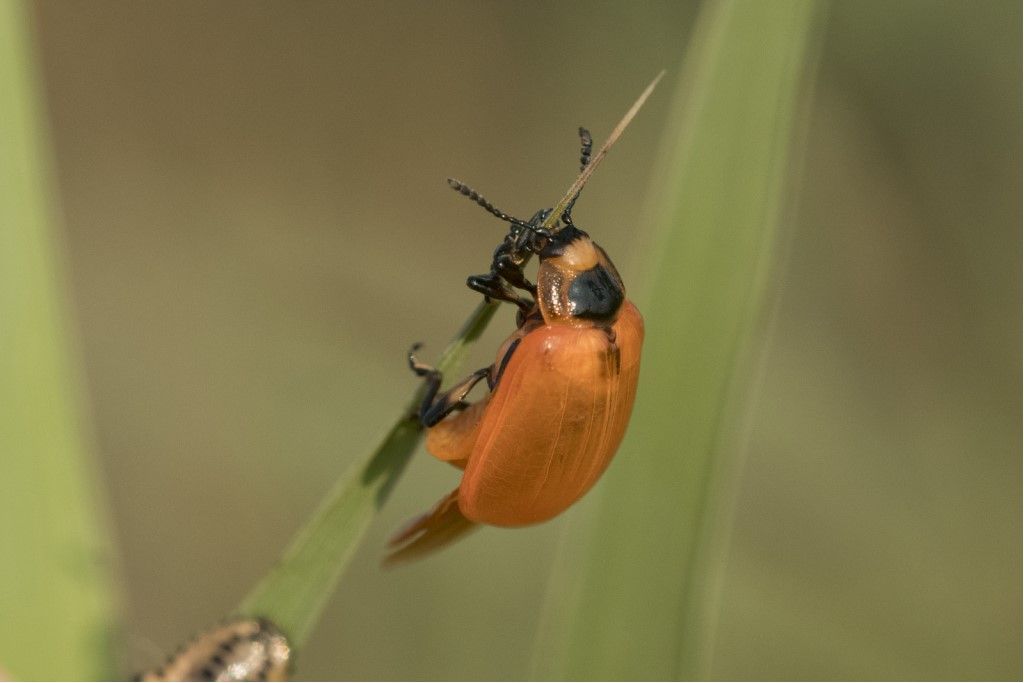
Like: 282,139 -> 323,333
238,300 -> 497,646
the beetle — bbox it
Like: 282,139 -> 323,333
387,128 -> 644,564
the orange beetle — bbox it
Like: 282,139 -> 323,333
388,128 -> 643,563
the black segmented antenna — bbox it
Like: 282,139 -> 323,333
564,126 -> 593,222
449,126 -> 595,234
446,178 -> 544,233
578,126 -> 593,172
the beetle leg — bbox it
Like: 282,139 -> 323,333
384,487 -> 477,566
466,272 -> 533,312
488,337 -> 521,390
494,253 -> 536,293
409,344 -> 492,428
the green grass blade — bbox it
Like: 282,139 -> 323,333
238,301 -> 497,647
533,0 -> 822,679
0,1 -> 119,678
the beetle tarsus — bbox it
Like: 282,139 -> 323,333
407,343 -> 438,377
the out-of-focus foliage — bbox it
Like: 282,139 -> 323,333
0,1 -> 116,678
10,0 -> 1019,679
535,1 -> 821,678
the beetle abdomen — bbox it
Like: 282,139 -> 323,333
459,302 -> 643,526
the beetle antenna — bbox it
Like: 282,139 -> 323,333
447,178 -> 542,233
562,126 -> 593,223
578,126 -> 593,172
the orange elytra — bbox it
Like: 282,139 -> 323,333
388,127 -> 644,564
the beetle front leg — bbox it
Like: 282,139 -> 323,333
466,272 -> 533,313
408,344 -> 492,427
493,253 -> 535,294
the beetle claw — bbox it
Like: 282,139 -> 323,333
408,343 -> 437,377
384,488 -> 477,567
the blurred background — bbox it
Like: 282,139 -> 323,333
15,0 -> 1020,678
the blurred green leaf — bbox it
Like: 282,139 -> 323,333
0,1 -> 118,678
533,0 -> 822,678
238,301 -> 497,647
